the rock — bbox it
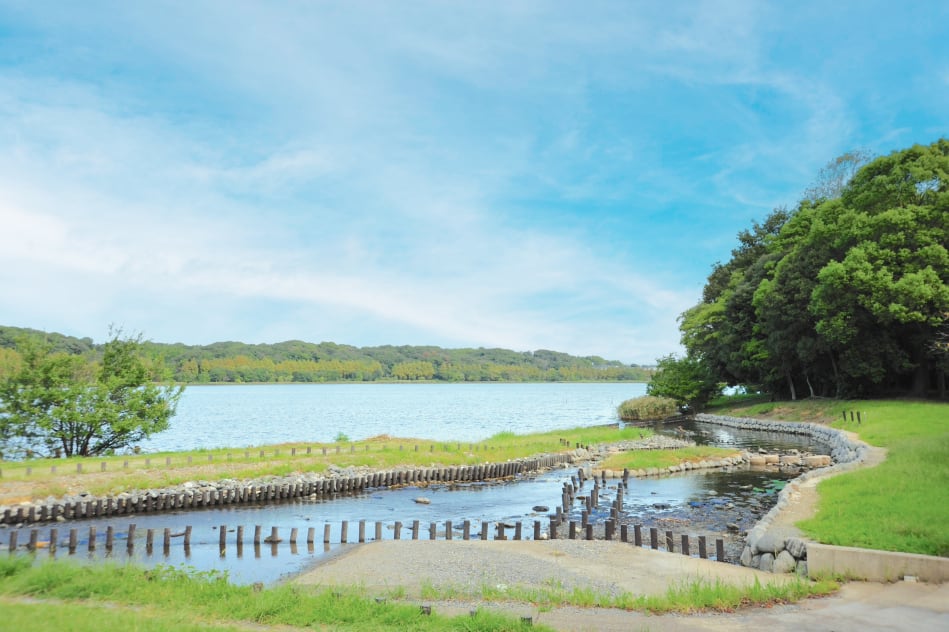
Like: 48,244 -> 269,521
740,546 -> 753,567
786,537 -> 807,559
773,550 -> 797,574
758,552 -> 775,572
532,506 -> 549,513
748,455 -> 767,466
413,497 -> 431,505
652,503 -> 671,510
726,523 -> 740,532
755,532 -> 787,554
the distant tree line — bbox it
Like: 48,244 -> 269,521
0,328 -> 651,384
650,139 -> 948,408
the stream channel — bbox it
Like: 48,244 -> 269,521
6,419 -> 832,585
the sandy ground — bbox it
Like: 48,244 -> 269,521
293,539 -> 949,631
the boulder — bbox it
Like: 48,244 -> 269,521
754,532 -> 787,554
758,552 -> 775,572
773,550 -> 797,574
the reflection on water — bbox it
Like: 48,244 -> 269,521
655,418 -> 832,454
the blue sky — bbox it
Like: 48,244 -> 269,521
0,2 -> 946,364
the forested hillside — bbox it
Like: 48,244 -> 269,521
0,327 -> 650,383
673,140 -> 948,401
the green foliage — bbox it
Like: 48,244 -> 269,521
679,139 -> 949,399
0,332 -> 183,458
646,354 -> 721,411
616,395 -> 678,421
0,326 -> 652,384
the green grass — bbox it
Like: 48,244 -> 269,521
2,425 -> 649,502
421,576 -> 837,613
0,557 -> 549,631
716,397 -> 949,557
598,446 -> 741,471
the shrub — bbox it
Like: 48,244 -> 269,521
617,395 -> 678,421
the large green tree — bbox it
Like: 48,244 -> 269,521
0,333 -> 183,458
677,139 -> 949,399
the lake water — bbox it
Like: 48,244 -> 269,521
138,382 -> 648,452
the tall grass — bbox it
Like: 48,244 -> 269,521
616,395 -> 678,421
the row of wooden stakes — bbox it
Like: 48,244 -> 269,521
7,519 -> 728,561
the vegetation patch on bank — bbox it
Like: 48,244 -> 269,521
597,446 -> 741,472
0,557 -> 550,631
0,425 -> 652,504
419,575 -> 837,614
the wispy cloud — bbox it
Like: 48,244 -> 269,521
0,2 -> 945,362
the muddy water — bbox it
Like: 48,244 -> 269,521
6,419 -> 831,584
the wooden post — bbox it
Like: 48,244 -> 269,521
569,521 -> 578,540
480,521 -> 489,541
323,524 -> 331,544
681,534 -> 690,556
341,521 -> 348,543
649,527 -> 658,549
585,524 -> 593,540
533,521 -> 541,540
605,520 -> 614,541
184,526 -> 192,547
429,522 -> 437,540
445,520 -> 452,541
698,535 -> 708,559
634,524 -> 642,547
254,525 -> 262,545
88,526 -> 96,551
146,529 -> 153,554
237,525 -> 244,546
549,518 -> 558,540
290,527 -> 298,544
105,526 -> 114,551
358,520 -> 366,543
463,520 -> 471,540
163,528 -> 171,553
8,530 -> 17,552
665,531 -> 674,552
374,522 -> 382,541
307,527 -> 315,545
496,523 -> 505,540
28,529 -> 38,551
514,522 -> 522,540
394,521 -> 402,540
621,524 -> 629,543
716,539 -> 725,562
49,528 -> 58,553
412,520 -> 420,540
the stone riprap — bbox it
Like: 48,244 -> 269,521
0,453 -> 578,526
696,413 -> 871,574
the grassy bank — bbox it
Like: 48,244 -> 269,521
0,425 -> 651,503
712,398 -> 949,557
0,557 -> 550,631
0,555 -> 836,628
598,446 -> 740,471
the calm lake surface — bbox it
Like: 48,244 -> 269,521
138,383 -> 648,452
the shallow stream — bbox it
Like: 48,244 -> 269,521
4,418 -> 831,585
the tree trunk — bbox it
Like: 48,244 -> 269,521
786,370 -> 797,401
